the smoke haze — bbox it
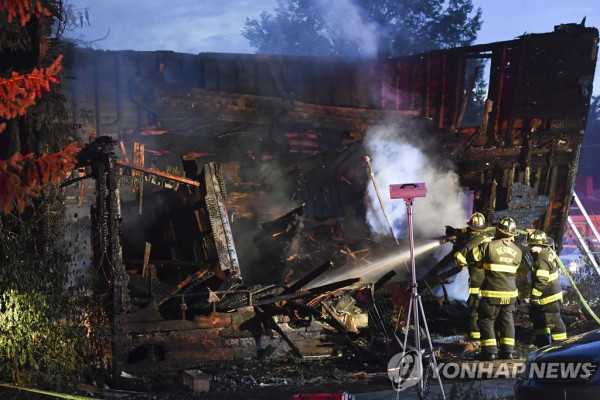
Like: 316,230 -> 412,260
363,122 -> 468,241
313,0 -> 379,57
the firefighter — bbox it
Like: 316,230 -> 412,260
444,212 -> 495,249
454,212 -> 492,341
472,216 -> 522,361
525,229 -> 567,347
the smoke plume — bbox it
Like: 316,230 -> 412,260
312,0 -> 379,58
363,120 -> 471,301
363,121 -> 469,241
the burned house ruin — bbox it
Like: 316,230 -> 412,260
61,23 -> 598,377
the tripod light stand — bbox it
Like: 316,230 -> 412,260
390,183 -> 446,399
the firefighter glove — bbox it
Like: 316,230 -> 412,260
445,225 -> 458,237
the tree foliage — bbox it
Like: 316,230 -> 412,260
0,1 -> 77,215
0,291 -> 109,389
0,196 -> 111,389
0,55 -> 62,133
243,0 -> 482,58
0,0 -> 51,26
0,142 -> 79,213
0,0 -> 109,391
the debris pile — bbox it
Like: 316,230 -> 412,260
57,24 -> 600,396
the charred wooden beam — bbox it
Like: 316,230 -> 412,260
202,163 -> 242,278
254,305 -> 303,358
374,270 -> 396,292
116,159 -> 200,187
433,266 -> 463,284
419,250 -> 456,290
217,286 -> 286,310
285,299 -> 324,318
180,271 -> 215,294
124,259 -> 210,268
251,284 -> 282,298
283,261 -> 334,294
308,277 -> 362,295
157,270 -> 212,307
254,205 -> 305,258
253,291 -> 311,306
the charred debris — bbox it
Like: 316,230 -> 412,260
61,23 -> 598,380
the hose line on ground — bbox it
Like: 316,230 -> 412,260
556,257 -> 600,325
0,383 -> 93,400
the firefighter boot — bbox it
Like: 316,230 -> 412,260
498,350 -> 514,360
498,341 -> 515,359
479,351 -> 497,361
534,327 -> 552,348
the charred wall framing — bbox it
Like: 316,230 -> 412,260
63,24 -> 598,243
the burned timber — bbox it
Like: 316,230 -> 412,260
61,24 -> 598,379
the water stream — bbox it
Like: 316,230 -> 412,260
304,239 -> 442,289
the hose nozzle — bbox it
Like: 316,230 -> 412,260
438,235 -> 456,245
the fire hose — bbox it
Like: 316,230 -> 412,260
556,257 -> 600,325
0,383 -> 92,399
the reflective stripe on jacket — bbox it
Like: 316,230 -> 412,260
474,237 -> 522,299
531,247 -> 563,304
454,233 -> 491,291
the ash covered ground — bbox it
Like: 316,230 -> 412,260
110,296 -> 598,400
145,356 -> 391,400
2,285 -> 596,400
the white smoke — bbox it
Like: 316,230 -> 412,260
440,268 -> 469,301
363,122 -> 471,301
312,0 -> 379,57
363,122 -> 468,241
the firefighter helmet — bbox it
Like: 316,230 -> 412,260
526,229 -> 554,247
496,216 -> 517,236
467,212 -> 487,231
